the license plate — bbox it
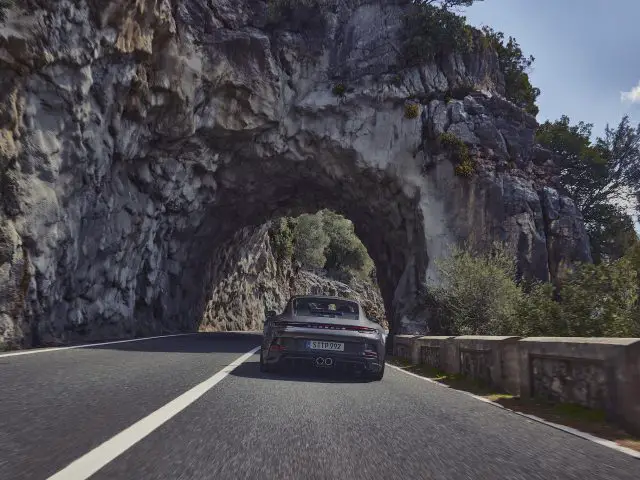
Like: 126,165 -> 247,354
306,340 -> 344,351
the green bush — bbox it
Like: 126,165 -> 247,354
439,132 -> 475,177
480,26 -> 540,116
276,210 -> 375,281
321,210 -> 374,280
293,214 -> 329,270
427,242 -> 522,335
268,218 -> 296,265
454,160 -> 475,177
402,2 -> 474,66
332,83 -> 346,97
558,258 -> 638,337
426,241 -> 640,337
404,102 -> 420,119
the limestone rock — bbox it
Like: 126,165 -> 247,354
0,0 -> 591,347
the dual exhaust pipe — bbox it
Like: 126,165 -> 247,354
314,356 -> 334,367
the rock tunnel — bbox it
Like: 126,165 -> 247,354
0,0 -> 592,348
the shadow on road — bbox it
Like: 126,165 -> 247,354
83,332 -> 261,354
230,360 -> 374,384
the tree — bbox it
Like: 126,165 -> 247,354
594,115 -> 640,207
403,2 -> 476,65
536,115 -> 640,261
427,242 -> 523,335
557,257 -> 639,337
292,214 -> 329,270
425,242 -> 640,338
587,204 -> 638,263
481,26 -> 540,115
321,210 -> 374,280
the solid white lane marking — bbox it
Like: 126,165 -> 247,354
0,333 -> 196,358
47,346 -> 260,480
387,363 -> 640,460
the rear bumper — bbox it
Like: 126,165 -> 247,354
265,349 -> 384,373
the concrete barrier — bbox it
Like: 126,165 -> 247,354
517,337 -> 640,435
392,335 -> 640,435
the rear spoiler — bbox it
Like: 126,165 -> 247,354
273,321 -> 377,333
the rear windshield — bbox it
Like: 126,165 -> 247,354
293,297 -> 360,320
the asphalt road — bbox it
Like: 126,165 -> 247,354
1,333 -> 638,480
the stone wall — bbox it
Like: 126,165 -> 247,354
393,335 -> 640,435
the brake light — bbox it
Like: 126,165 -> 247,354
346,326 -> 377,333
273,321 -> 377,333
269,343 -> 285,351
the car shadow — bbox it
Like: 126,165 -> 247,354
230,361 -> 374,384
81,332 -> 261,354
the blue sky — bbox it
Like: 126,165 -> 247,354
463,0 -> 640,139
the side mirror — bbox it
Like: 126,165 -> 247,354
265,310 -> 276,319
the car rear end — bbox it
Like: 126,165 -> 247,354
262,297 -> 385,376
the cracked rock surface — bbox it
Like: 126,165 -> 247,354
0,0 -> 590,348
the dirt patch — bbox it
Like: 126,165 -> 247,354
387,356 -> 640,453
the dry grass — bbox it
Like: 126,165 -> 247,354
387,356 -> 640,452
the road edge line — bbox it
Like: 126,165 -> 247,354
46,346 -> 260,480
386,362 -> 640,460
0,333 -> 197,358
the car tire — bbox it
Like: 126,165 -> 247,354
369,361 -> 385,381
259,350 -> 270,373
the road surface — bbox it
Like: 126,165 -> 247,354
0,332 -> 638,480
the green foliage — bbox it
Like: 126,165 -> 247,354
439,132 -> 475,177
427,242 -> 640,337
268,218 -> 296,266
402,2 -> 476,66
292,214 -> 329,270
480,26 -> 540,116
536,115 -> 640,261
404,102 -> 420,119
557,258 -> 639,337
321,210 -> 374,280
454,160 -> 475,177
332,83 -> 346,97
277,210 -> 374,281
428,242 -> 522,335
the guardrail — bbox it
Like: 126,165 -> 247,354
392,335 -> 640,435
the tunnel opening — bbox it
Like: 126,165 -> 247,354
125,138 -> 431,350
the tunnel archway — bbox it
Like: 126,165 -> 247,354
128,132 -> 433,345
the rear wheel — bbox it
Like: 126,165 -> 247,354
369,361 -> 385,381
259,349 -> 270,373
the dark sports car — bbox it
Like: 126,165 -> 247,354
259,295 -> 386,380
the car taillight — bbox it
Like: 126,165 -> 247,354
346,326 -> 377,333
269,338 -> 285,351
363,343 -> 378,357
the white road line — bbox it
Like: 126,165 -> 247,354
0,333 -> 196,358
387,363 -> 640,459
47,346 -> 260,480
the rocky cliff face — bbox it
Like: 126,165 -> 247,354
200,225 -> 386,332
0,0 -> 590,348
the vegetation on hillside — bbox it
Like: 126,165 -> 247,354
268,210 -> 374,282
403,1 -> 540,115
428,110 -> 640,336
480,26 -> 540,115
426,242 -> 640,337
536,115 -> 640,263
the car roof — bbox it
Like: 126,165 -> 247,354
290,295 -> 361,305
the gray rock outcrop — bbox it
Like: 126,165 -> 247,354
200,225 -> 386,332
0,0 -> 590,348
